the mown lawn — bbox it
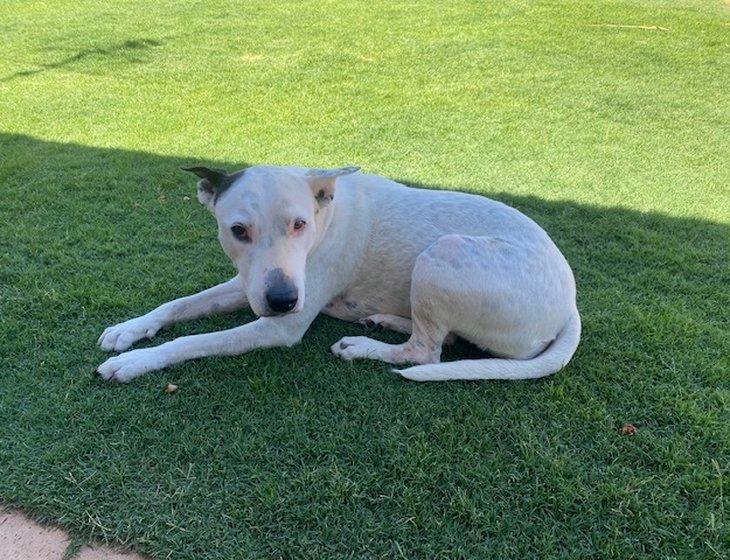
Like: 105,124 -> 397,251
0,1 -> 728,558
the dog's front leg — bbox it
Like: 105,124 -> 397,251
98,276 -> 248,352
96,314 -> 307,383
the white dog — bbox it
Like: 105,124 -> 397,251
97,165 -> 580,383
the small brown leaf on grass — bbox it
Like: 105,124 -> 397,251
621,423 -> 637,436
157,194 -> 167,204
164,383 -> 178,394
132,202 -> 141,209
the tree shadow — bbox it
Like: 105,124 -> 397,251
0,38 -> 164,83
0,131 -> 727,381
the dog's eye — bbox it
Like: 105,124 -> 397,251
293,219 -> 306,231
230,224 -> 250,242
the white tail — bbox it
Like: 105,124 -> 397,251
396,309 -> 581,382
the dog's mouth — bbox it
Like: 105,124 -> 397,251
253,307 -> 302,318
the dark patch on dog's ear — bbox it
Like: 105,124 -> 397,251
181,166 -> 235,198
315,188 -> 332,205
307,166 -> 360,207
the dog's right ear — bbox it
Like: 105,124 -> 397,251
181,166 -> 231,209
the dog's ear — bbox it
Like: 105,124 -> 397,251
306,166 -> 359,207
181,166 -> 232,208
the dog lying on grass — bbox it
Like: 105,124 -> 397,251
97,165 -> 580,383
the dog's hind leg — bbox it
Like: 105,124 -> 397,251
332,247 -> 453,365
358,314 -> 457,344
333,234 -> 579,381
332,233 -> 544,367
331,312 -> 447,365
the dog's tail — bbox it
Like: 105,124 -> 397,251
395,308 -> 581,382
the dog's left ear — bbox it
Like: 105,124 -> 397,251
306,166 -> 359,207
181,166 -> 232,208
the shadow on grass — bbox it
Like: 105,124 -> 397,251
0,132 -> 727,558
2,130 -> 728,342
0,38 -> 163,83
1,131 -> 727,376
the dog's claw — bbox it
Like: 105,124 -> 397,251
359,318 -> 385,332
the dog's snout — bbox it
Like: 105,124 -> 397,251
265,289 -> 298,313
262,268 -> 299,314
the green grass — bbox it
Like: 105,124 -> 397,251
0,0 -> 728,558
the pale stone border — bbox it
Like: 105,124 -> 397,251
0,507 -> 148,560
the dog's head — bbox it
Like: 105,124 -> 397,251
183,165 -> 358,317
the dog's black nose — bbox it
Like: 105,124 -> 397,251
266,290 -> 298,313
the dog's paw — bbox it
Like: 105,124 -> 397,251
97,315 -> 161,352
96,348 -> 167,383
331,336 -> 387,361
